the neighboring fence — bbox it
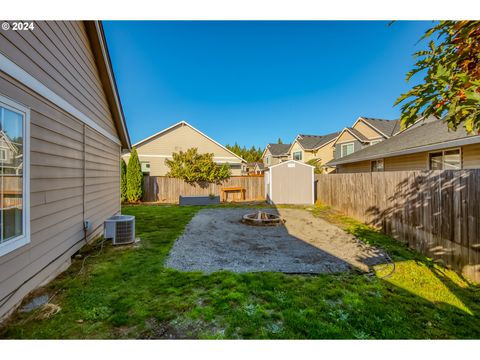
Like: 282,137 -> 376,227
143,176 -> 265,203
315,170 -> 480,282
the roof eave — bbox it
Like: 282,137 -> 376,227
330,136 -> 480,166
84,21 -> 131,150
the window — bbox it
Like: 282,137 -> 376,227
265,156 -> 270,165
341,143 -> 354,157
429,149 -> 461,170
140,162 -> 150,174
0,97 -> 29,257
371,159 -> 384,172
293,151 -> 302,161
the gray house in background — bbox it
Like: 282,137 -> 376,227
0,21 -> 131,320
331,117 -> 400,160
262,143 -> 291,168
328,117 -> 480,172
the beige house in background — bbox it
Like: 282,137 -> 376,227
262,143 -> 291,168
331,117 -> 400,162
329,117 -> 480,172
0,21 -> 130,320
123,121 -> 246,176
288,132 -> 339,173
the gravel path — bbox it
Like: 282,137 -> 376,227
165,208 -> 387,274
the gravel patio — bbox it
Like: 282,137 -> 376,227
166,208 -> 388,274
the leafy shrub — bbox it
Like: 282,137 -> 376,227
165,147 -> 231,184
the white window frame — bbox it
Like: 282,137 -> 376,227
341,142 -> 355,157
0,95 -> 30,257
428,148 -> 462,170
0,148 -> 7,161
293,151 -> 302,161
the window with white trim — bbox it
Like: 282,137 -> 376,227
341,143 -> 354,157
293,151 -> 302,161
429,149 -> 461,170
0,148 -> 6,161
0,97 -> 29,256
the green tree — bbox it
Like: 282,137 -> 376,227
395,21 -> 480,133
126,147 -> 143,202
226,143 -> 263,162
306,158 -> 324,174
120,158 -> 127,203
165,147 -> 231,184
277,137 -> 283,144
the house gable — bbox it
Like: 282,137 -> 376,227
352,119 -> 385,140
134,121 -> 244,162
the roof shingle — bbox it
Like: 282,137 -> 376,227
329,119 -> 480,165
297,131 -> 340,150
267,143 -> 291,156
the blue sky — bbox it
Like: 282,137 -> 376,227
103,21 -> 433,148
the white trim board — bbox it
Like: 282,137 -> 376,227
0,52 -> 121,146
0,95 -> 31,257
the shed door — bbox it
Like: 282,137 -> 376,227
271,163 -> 312,204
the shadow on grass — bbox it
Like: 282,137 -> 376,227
1,204 -> 479,339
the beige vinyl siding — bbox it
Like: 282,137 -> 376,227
124,155 -> 243,176
137,124 -> 234,157
462,143 -> 480,169
314,143 -> 335,165
384,153 -> 427,171
0,65 -> 121,318
289,141 -> 307,161
126,123 -> 243,176
334,143 -> 480,174
335,131 -> 356,144
353,120 -> 384,140
0,21 -> 117,137
336,160 -> 371,173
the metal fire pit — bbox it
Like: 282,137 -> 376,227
242,211 -> 284,226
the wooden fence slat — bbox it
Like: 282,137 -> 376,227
143,176 -> 265,203
315,170 -> 480,283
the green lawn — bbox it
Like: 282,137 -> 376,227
1,203 -> 479,339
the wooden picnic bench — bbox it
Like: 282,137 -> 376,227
221,186 -> 246,202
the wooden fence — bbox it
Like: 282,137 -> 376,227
143,176 -> 265,203
315,170 -> 480,282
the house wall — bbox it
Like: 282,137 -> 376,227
123,154 -> 243,176
336,160 -> 371,173
289,141 -> 317,162
334,140 -> 362,159
124,124 -> 243,176
0,21 -> 116,136
0,21 -> 122,320
353,121 -> 384,140
335,143 -> 480,173
462,143 -> 480,169
314,143 -> 336,166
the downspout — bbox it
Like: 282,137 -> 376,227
83,123 -> 87,243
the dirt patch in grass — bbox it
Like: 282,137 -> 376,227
166,208 -> 387,274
